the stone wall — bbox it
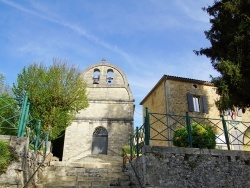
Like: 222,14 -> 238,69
129,146 -> 250,187
0,135 -> 54,187
165,79 -> 219,118
0,135 -> 28,187
63,120 -> 133,161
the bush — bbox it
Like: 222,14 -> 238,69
0,141 -> 18,175
173,123 -> 216,149
122,145 -> 135,157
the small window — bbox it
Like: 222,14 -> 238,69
93,69 -> 100,84
106,69 -> 114,84
187,93 -> 208,113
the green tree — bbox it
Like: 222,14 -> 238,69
195,0 -> 250,112
0,74 -> 12,95
13,60 -> 89,140
0,74 -> 17,135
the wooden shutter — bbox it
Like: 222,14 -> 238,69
187,93 -> 194,112
202,96 -> 208,113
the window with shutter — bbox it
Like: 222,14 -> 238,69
187,93 -> 208,113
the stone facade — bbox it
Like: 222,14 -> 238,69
63,61 -> 134,161
128,146 -> 250,187
140,75 -> 250,148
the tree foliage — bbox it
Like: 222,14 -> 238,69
173,123 -> 216,149
195,0 -> 250,112
0,74 -> 17,135
13,60 -> 89,140
0,74 -> 12,95
0,95 -> 18,135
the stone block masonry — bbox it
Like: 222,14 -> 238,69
0,135 -> 27,187
129,146 -> 250,187
63,62 -> 134,161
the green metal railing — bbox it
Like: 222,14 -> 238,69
0,93 -> 50,159
0,95 -> 22,135
27,118 -> 50,158
17,93 -> 29,137
128,124 -> 145,161
129,108 -> 250,159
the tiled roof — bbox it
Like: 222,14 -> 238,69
164,75 -> 213,85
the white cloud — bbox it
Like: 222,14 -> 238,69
0,0 -> 218,127
0,0 -> 133,62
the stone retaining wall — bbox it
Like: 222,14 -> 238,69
0,135 -> 28,187
129,146 -> 250,187
0,135 -> 50,187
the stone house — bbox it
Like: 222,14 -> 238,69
140,75 -> 250,149
62,61 -> 134,161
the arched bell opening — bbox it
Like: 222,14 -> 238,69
93,69 -> 100,84
106,69 -> 114,84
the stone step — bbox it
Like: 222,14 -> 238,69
50,161 -> 122,169
36,155 -> 133,188
38,167 -> 131,187
38,170 -> 129,181
39,167 -> 123,178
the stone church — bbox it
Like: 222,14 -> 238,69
62,60 -> 134,161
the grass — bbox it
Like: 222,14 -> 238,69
0,140 -> 18,175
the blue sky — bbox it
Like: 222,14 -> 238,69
0,0 -> 219,127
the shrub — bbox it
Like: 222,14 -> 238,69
0,141 -> 18,175
122,145 -> 135,157
173,123 -> 216,149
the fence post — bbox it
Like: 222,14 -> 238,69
130,134 -> 133,161
21,102 -> 30,137
145,107 -> 150,145
186,112 -> 193,148
35,120 -> 41,152
221,115 -> 230,150
136,127 -> 139,158
17,93 -> 29,137
43,132 -> 49,160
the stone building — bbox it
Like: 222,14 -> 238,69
62,61 -> 134,161
140,75 -> 250,149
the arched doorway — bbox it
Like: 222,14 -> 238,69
92,127 -> 108,154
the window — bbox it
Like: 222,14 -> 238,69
187,93 -> 208,113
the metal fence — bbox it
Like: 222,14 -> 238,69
129,108 -> 250,159
0,95 -> 21,135
0,93 -> 49,159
